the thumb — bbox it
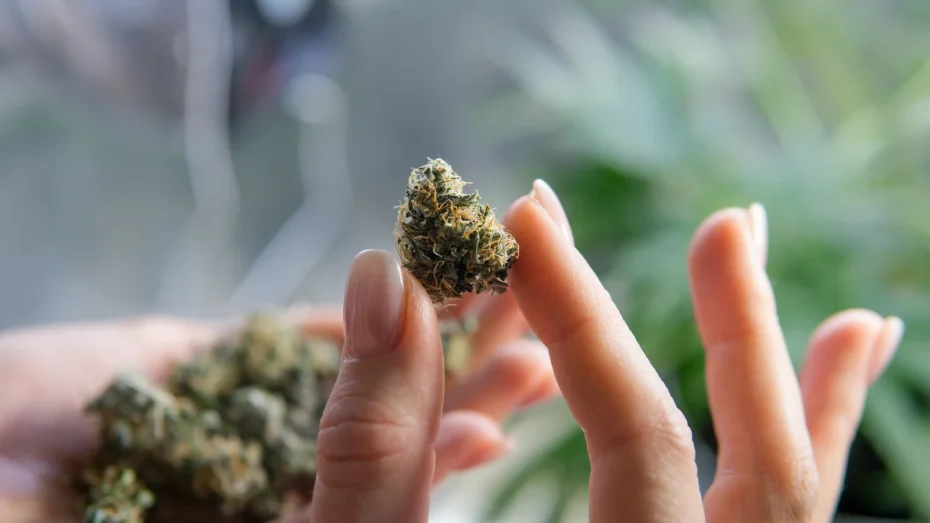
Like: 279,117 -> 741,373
308,250 -> 444,523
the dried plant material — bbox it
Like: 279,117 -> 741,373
79,308 -> 481,520
395,158 -> 519,303
78,313 -> 341,523
81,466 -> 154,523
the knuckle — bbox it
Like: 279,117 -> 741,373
315,390 -> 419,490
767,453 -> 820,520
647,404 -> 698,462
708,324 -> 778,358
591,397 -> 697,465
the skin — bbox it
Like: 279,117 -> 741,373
0,182 -> 903,523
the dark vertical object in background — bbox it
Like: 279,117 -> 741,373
0,0 -> 341,132
227,0 -> 341,132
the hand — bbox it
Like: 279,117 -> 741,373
301,180 -> 902,523
0,304 -> 557,521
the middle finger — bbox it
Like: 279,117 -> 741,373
443,340 -> 558,419
689,207 -> 818,522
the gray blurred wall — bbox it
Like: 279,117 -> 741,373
0,0 -> 565,329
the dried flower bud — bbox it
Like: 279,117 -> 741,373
167,344 -> 241,408
186,435 -> 269,514
395,158 -> 519,303
87,374 -> 192,461
237,314 -> 338,412
80,311 -> 344,522
225,387 -> 287,441
239,314 -> 304,385
81,466 -> 154,523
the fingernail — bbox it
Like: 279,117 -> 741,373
530,179 -> 573,243
868,316 -> 904,382
343,250 -> 407,359
461,436 -> 517,469
746,202 -> 768,265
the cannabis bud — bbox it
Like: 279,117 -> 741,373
81,466 -> 154,523
78,313 -> 342,523
395,158 -> 519,303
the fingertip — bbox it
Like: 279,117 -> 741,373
502,194 -> 587,338
503,194 -> 575,292
688,206 -> 775,349
492,343 -> 559,408
518,374 -> 561,410
801,309 -> 884,389
436,411 -> 503,445
687,207 -> 751,270
482,343 -> 543,387
502,194 -> 546,242
444,340 -> 557,419
808,309 -> 884,350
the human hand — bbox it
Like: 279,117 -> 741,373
0,295 -> 557,521
503,183 -> 903,522
297,180 -> 902,523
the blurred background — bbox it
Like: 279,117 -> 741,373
0,0 -> 928,521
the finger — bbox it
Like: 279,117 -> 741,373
504,191 -> 704,522
432,411 -> 514,486
465,292 -> 527,373
444,340 -> 559,419
308,250 -> 443,523
466,180 -> 572,371
801,311 -> 903,522
689,206 -> 819,522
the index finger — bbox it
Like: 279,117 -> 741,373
504,192 -> 703,522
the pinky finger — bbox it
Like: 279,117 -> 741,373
799,309 -> 904,522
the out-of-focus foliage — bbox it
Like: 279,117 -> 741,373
477,0 -> 930,519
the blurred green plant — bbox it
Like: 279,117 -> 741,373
475,0 -> 930,519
